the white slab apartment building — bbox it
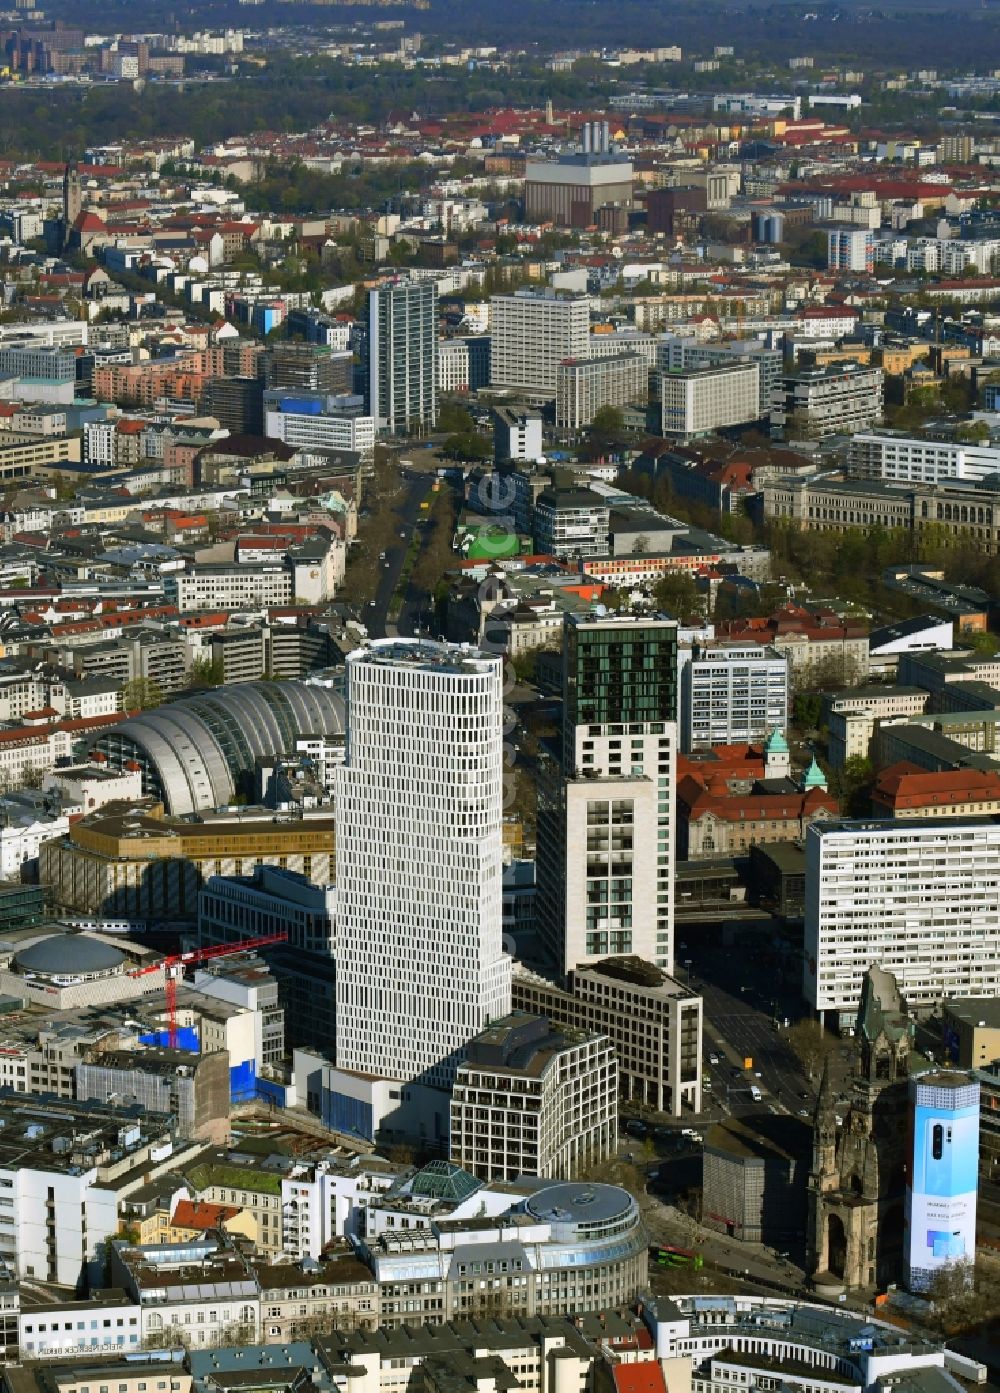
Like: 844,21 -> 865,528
849,433 -> 1000,485
805,816 -> 1000,1030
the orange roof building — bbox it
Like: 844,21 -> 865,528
165,1198 -> 258,1245
872,763 -> 1000,819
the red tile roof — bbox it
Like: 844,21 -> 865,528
611,1364 -> 667,1393
873,762 -> 1000,811
171,1200 -> 242,1231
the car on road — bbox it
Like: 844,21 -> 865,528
799,1091 -> 810,1100
798,1108 -> 810,1117
399,530 -> 406,538
754,1071 -> 762,1079
379,551 -> 386,560
709,1053 -> 720,1065
625,1120 -> 648,1137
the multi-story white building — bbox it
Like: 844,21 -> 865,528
771,363 -> 884,439
167,565 -> 293,613
436,338 -> 471,393
827,227 -> 875,272
658,361 -> 760,440
680,642 -> 789,752
536,614 -> 678,974
490,291 -> 590,398
110,1236 -> 260,1348
365,280 -> 438,434
656,334 -> 782,418
334,640 -> 511,1099
849,433 -> 1000,485
555,352 -> 648,429
532,487 -> 609,559
18,1293 -> 143,1359
588,328 -> 658,366
513,959 -> 702,1116
494,406 -> 543,464
449,1012 -> 616,1181
263,409 -> 375,458
805,817 -> 1000,1026
0,1096 -> 178,1290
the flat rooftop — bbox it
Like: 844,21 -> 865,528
352,638 -> 496,675
943,997 -> 1000,1029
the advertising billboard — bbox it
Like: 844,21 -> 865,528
906,1077 -> 980,1293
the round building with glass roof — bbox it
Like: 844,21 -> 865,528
91,681 -> 347,815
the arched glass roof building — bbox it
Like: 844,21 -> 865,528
91,682 -> 347,815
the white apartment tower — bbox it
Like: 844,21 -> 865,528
490,290 -> 591,398
365,280 -> 438,434
806,817 -> 1000,1029
334,639 -> 512,1090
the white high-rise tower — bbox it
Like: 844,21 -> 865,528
334,639 -> 512,1091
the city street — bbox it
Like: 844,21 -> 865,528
674,927 -> 817,1117
364,469 -> 435,640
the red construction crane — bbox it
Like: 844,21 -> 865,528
130,933 -> 289,1049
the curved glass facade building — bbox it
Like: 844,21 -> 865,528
91,682 -> 347,815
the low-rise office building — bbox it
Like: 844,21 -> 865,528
18,1292 -> 142,1360
449,1012 -> 616,1182
512,958 -> 701,1116
770,363 -> 884,440
556,353 -> 647,430
658,361 -> 760,440
40,801 -> 335,920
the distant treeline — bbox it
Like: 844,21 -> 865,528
30,0 -> 1000,72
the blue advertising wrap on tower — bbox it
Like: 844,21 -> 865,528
905,1075 -> 980,1293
